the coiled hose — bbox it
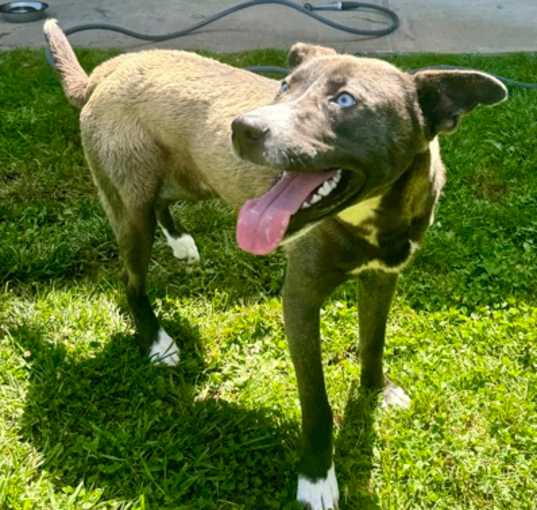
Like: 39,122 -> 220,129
62,1 -> 399,40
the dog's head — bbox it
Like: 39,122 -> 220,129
232,43 -> 507,255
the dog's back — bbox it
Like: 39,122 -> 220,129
44,20 -> 282,208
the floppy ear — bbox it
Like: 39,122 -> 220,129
288,42 -> 337,69
414,70 -> 508,138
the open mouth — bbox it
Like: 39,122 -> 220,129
236,168 -> 365,255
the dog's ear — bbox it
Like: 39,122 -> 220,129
288,42 -> 337,69
414,70 -> 507,138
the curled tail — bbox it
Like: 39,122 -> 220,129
43,19 -> 89,108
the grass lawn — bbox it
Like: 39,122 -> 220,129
1,48 -> 536,509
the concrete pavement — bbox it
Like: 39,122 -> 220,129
0,1 -> 536,53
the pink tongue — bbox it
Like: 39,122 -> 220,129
237,171 -> 337,255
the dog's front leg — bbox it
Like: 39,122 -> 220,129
358,270 -> 410,409
283,252 -> 344,510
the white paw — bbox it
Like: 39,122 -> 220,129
149,329 -> 180,366
170,234 -> 200,263
162,228 -> 200,264
382,383 -> 411,409
297,463 -> 339,510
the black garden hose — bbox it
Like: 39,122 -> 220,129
63,1 -> 399,40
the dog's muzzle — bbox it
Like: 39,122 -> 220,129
231,115 -> 270,161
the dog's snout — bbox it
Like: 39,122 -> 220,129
231,115 -> 271,164
232,116 -> 270,143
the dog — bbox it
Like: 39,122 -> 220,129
44,19 -> 507,509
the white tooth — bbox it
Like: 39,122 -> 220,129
310,193 -> 322,204
301,171 -> 343,210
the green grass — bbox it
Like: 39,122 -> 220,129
1,48 -> 536,509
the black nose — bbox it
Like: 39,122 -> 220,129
231,116 -> 270,143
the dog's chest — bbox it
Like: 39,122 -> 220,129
336,195 -> 382,246
336,195 -> 418,275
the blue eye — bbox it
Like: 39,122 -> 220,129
280,81 -> 289,93
334,92 -> 357,108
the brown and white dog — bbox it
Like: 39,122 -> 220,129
44,19 -> 507,509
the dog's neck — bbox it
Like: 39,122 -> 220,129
335,147 -> 432,231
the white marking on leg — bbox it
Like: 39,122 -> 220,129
149,328 -> 180,366
297,463 -> 339,510
161,227 -> 200,264
382,383 -> 411,409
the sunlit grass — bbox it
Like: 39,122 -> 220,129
0,49 -> 536,509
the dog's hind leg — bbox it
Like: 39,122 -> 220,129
156,204 -> 200,264
358,270 -> 410,409
84,154 -> 180,366
81,112 -> 182,365
118,206 -> 179,366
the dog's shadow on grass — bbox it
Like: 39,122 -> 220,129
14,322 -> 307,509
336,382 -> 382,510
13,318 -> 383,509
